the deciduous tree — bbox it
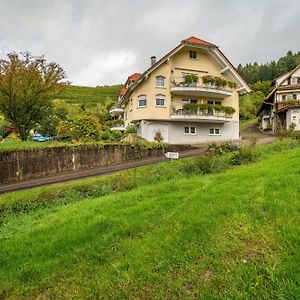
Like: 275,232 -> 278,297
0,52 -> 68,140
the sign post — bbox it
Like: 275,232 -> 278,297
164,152 -> 179,163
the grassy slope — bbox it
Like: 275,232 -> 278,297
59,85 -> 121,107
0,141 -> 71,152
0,141 -> 107,152
0,148 -> 300,298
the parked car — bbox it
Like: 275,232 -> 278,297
32,133 -> 53,142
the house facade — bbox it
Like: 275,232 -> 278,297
111,37 -> 251,144
258,64 -> 300,132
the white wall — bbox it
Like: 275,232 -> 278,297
139,120 -> 239,144
287,108 -> 300,130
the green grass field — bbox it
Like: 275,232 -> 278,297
59,85 -> 122,107
0,140 -> 108,152
0,141 -> 69,152
0,143 -> 299,299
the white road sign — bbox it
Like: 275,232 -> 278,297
165,152 -> 179,159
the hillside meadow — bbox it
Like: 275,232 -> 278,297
0,141 -> 299,299
59,85 -> 121,108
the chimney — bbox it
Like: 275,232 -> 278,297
151,56 -> 156,66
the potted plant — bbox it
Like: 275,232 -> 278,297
184,74 -> 199,86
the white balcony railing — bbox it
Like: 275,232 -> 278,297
109,107 -> 124,116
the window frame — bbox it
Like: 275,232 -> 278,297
155,76 -> 165,88
137,95 -> 147,108
184,126 -> 197,135
182,99 -> 197,105
155,94 -> 166,107
209,128 -> 221,136
291,77 -> 297,85
189,50 -> 197,59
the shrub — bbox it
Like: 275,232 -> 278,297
125,124 -> 138,134
102,130 -> 112,141
278,123 -> 300,139
231,147 -> 258,165
207,142 -> 238,156
57,114 -> 102,142
111,130 -> 122,141
0,118 -> 9,138
6,133 -> 20,140
181,156 -> 215,175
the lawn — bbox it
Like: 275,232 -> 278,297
0,144 -> 299,299
0,140 -> 108,152
0,140 -> 70,152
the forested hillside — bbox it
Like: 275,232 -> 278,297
238,50 -> 300,120
238,50 -> 300,85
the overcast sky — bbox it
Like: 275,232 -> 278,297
0,0 -> 299,86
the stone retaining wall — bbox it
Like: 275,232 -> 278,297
0,144 -> 191,184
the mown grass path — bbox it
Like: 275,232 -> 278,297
0,147 -> 299,299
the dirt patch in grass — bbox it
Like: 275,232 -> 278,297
200,269 -> 213,282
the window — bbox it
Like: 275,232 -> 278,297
156,94 -> 166,107
156,76 -> 165,87
209,128 -> 220,135
208,100 -> 221,105
189,50 -> 197,59
138,95 -> 147,107
291,77 -> 297,85
282,95 -> 286,101
184,126 -> 196,135
182,99 -> 197,105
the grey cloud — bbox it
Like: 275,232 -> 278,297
0,0 -> 299,86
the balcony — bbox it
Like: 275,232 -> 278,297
170,109 -> 232,123
110,126 -> 125,132
170,76 -> 233,98
109,107 -> 124,116
275,99 -> 300,112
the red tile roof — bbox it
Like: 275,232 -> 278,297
119,87 -> 127,95
128,73 -> 142,81
184,36 -> 214,46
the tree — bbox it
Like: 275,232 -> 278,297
239,92 -> 264,120
237,50 -> 300,88
252,80 -> 272,96
57,114 -> 102,142
0,52 -> 68,140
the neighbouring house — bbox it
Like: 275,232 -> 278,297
257,64 -> 300,132
110,36 -> 251,144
